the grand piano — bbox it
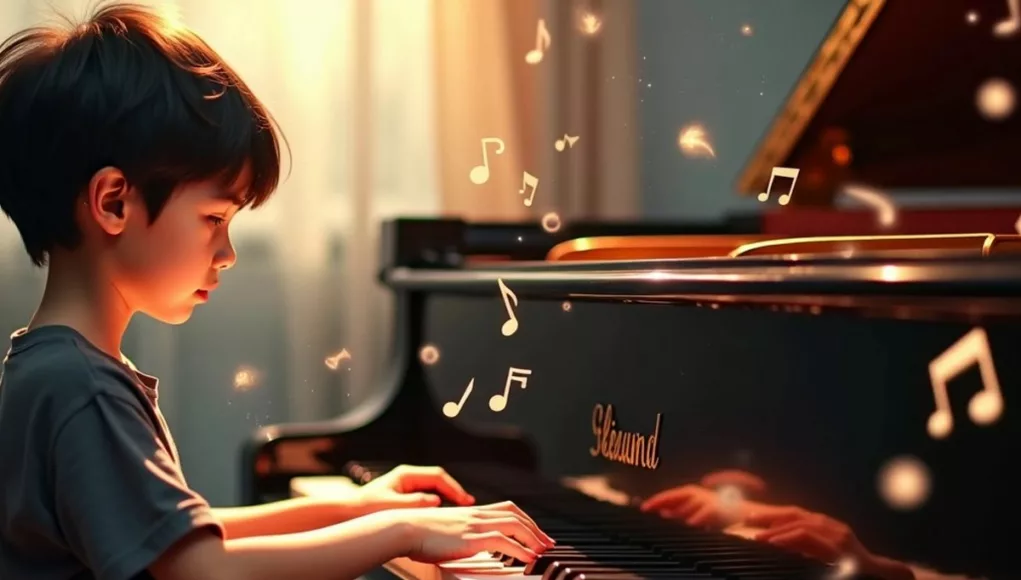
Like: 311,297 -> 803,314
241,1 -> 1021,579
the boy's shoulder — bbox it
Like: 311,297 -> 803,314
0,325 -> 155,426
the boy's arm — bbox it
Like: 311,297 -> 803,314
211,497 -> 360,539
150,511 -> 409,580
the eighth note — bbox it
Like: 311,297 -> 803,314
490,367 -> 533,412
525,19 -> 552,64
555,134 -> 580,151
518,171 -> 539,207
927,327 -> 1005,440
995,0 -> 1020,37
443,378 -> 474,418
469,137 -> 506,185
757,166 -> 800,205
497,277 -> 519,336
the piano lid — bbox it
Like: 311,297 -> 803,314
737,0 -> 1021,204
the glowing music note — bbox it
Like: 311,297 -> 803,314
518,171 -> 539,207
489,367 -> 533,412
756,167 -> 800,205
469,137 -> 506,185
927,327 -> 1005,440
995,0 -> 1020,37
324,348 -> 351,370
497,278 -> 519,336
443,378 -> 474,418
555,134 -> 580,152
525,19 -> 552,64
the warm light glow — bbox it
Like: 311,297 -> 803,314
880,265 -> 900,282
678,125 -> 716,158
740,24 -> 753,36
830,556 -> 858,579
541,212 -> 563,233
831,144 -> 852,166
977,78 -> 1016,120
419,345 -> 440,365
233,366 -> 260,392
562,301 -> 572,312
577,10 -> 603,36
966,10 -> 980,25
877,456 -> 931,510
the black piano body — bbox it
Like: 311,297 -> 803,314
242,217 -> 1021,579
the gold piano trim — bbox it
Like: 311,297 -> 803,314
547,233 -> 1021,262
735,0 -> 885,196
547,235 -> 771,262
729,233 -> 1021,257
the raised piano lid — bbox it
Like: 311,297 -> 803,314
736,0 -> 1021,212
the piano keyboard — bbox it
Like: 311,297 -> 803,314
344,462 -> 863,580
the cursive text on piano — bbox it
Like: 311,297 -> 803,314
590,403 -> 662,470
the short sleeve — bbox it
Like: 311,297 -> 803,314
51,393 -> 224,580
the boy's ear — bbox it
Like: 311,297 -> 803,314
85,167 -> 136,235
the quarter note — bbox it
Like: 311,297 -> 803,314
995,0 -> 1020,37
469,137 -> 506,185
443,378 -> 474,418
489,367 -> 533,412
927,327 -> 1005,440
555,134 -> 580,151
518,171 -> 539,207
756,166 -> 800,205
497,277 -> 519,336
525,19 -> 552,64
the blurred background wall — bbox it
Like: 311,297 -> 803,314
0,0 -> 852,506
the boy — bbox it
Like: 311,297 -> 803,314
0,3 -> 552,579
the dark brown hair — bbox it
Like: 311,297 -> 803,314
0,1 -> 286,266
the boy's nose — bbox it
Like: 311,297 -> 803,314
213,239 -> 237,270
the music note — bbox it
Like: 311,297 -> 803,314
518,171 -> 539,207
927,327 -> 1005,440
489,367 -> 533,412
555,134 -> 580,152
525,19 -> 552,64
756,167 -> 800,205
995,0 -> 1020,37
324,348 -> 351,370
497,277 -> 519,336
469,137 -> 506,185
443,378 -> 474,418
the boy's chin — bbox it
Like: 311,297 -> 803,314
143,304 -> 197,325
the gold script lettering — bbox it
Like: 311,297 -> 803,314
590,404 -> 661,470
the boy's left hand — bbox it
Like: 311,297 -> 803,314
355,465 -> 476,511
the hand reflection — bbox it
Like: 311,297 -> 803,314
748,507 -> 914,580
640,469 -> 768,528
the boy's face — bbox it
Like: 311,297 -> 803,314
107,173 -> 242,324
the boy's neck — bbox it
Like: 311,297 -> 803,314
28,251 -> 133,362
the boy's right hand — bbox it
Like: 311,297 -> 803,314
392,501 -> 555,564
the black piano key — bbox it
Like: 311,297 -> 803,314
526,553 -> 678,575
571,571 -> 714,575
545,562 -> 707,580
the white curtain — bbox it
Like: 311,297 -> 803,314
0,0 -> 440,506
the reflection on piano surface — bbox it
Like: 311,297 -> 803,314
242,218 -> 1021,580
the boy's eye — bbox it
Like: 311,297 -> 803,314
207,216 -> 226,227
